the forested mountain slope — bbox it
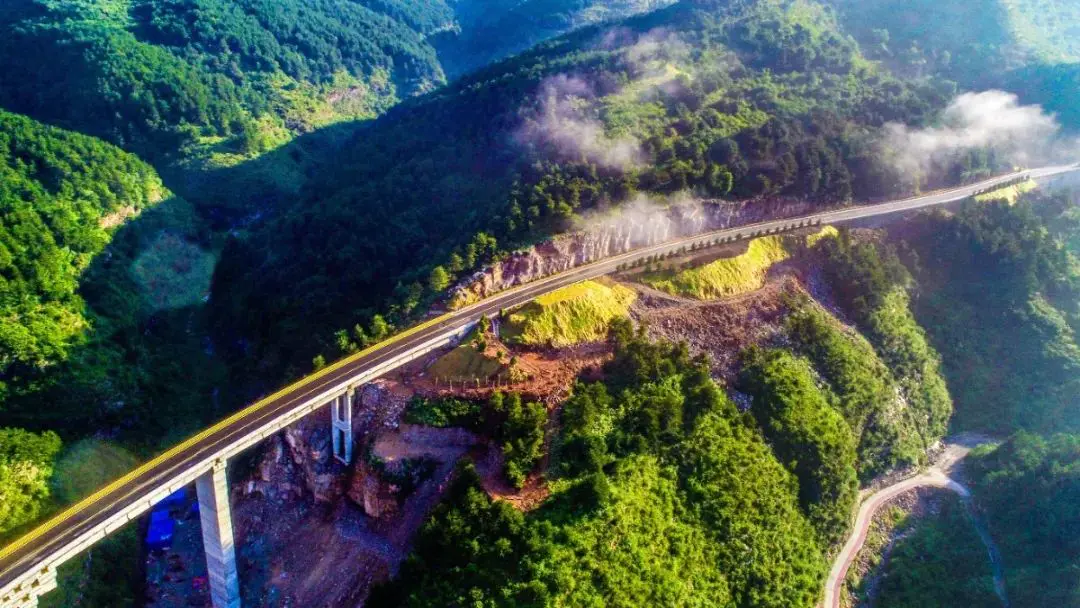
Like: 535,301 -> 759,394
434,0 -> 679,78
212,0 -> 966,378
896,197 -> 1080,433
862,191 -> 1080,608
827,0 -> 1080,128
965,432 -> 1080,606
0,0 -> 676,436
369,325 -> 833,607
0,109 -> 180,541
0,110 -> 167,398
871,431 -> 1080,608
0,1 -> 1076,606
0,0 -> 450,157
0,0 -> 662,164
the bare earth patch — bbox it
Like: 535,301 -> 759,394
632,272 -> 802,381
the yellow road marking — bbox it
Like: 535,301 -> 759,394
0,310 -> 456,563
0,264 -> 577,565
0,168 -> 1045,569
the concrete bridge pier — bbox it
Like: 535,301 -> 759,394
331,390 -> 354,464
196,461 -> 241,608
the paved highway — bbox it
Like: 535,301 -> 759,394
1,165 -> 1076,604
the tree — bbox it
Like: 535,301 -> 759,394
489,392 -> 546,488
370,314 -> 390,341
427,265 -> 451,293
739,347 -> 859,544
0,428 -> 62,534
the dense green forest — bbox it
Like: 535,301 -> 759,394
860,189 -> 1080,606
0,108 -> 229,559
433,0 -> 679,78
0,0 -> 684,447
370,270 -> 957,606
370,321 -> 828,607
0,110 -> 166,386
0,0 -> 660,163
0,0 -> 445,157
966,432 -> 1080,607
0,108 -> 226,448
817,232 -> 954,444
899,199 -> 1080,433
786,301 -> 924,480
871,494 -> 1000,607
0,427 -> 61,535
874,432 -> 1080,608
0,0 -> 1078,604
0,0 -> 702,449
737,347 -> 858,545
828,0 -> 1080,129
211,0 -> 967,381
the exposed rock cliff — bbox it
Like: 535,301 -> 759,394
229,379 -> 481,606
450,196 -> 816,307
240,379 -> 414,504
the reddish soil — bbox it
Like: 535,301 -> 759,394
231,455 -> 461,607
405,337 -> 612,406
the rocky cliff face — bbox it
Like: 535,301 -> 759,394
239,379 -> 414,505
229,380 -> 481,605
450,196 -> 816,306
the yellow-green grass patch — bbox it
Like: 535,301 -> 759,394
641,227 -> 836,300
502,280 -> 636,347
428,342 -> 508,383
975,179 -> 1037,205
642,236 -> 790,299
428,325 -> 509,382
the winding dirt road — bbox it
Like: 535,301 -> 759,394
823,437 -> 1001,608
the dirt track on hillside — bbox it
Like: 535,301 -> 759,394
823,435 -> 1007,608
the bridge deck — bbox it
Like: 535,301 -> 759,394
2,165 -> 1075,603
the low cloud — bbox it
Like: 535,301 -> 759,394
883,90 -> 1064,179
575,190 -> 709,247
515,28 -> 697,171
516,74 -> 645,170
623,27 -> 691,71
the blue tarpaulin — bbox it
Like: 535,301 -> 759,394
146,509 -> 175,550
157,488 -> 187,509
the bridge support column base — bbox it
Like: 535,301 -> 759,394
331,391 -> 354,464
197,462 -> 241,608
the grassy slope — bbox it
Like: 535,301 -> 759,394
503,280 -> 636,346
643,236 -> 792,298
642,227 -> 838,299
974,178 -> 1038,204
427,326 -> 510,383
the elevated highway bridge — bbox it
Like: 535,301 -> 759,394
1,165 -> 1076,608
